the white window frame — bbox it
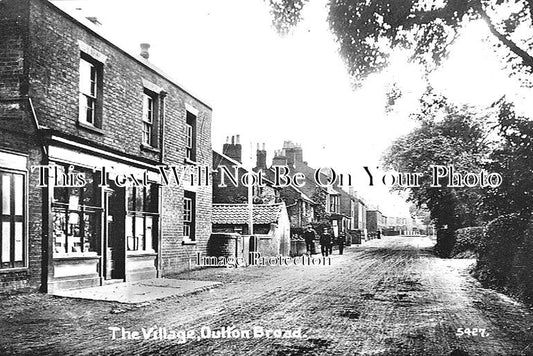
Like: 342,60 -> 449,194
79,57 -> 98,125
142,93 -> 154,146
0,167 -> 27,270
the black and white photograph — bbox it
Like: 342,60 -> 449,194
0,0 -> 532,354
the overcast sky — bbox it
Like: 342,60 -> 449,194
52,0 -> 532,218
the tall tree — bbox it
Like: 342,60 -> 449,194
382,90 -> 491,256
482,98 -> 533,220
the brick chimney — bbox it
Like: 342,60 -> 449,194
222,135 -> 242,163
272,149 -> 287,166
282,141 -> 303,166
140,43 -> 150,59
256,143 -> 267,170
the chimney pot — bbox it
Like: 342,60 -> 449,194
231,136 -> 235,145
236,135 -> 240,144
140,43 -> 150,59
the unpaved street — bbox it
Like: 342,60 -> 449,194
1,236 -> 532,355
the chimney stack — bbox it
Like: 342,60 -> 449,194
256,142 -> 267,170
272,149 -> 288,167
222,134 -> 242,163
140,43 -> 150,59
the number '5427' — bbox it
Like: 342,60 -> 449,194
456,328 -> 489,337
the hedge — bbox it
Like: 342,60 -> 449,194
473,213 -> 533,304
450,227 -> 485,258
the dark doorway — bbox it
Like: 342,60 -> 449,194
104,187 -> 125,280
249,235 -> 258,265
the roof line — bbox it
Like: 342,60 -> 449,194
44,0 -> 212,110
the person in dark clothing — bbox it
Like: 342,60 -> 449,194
302,225 -> 316,255
337,233 -> 346,255
320,228 -> 333,257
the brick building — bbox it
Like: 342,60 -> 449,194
213,137 -> 280,205
366,210 -> 387,235
0,0 -> 212,291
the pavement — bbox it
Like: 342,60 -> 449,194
50,278 -> 222,304
1,236 -> 532,356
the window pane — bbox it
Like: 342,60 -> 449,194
67,212 -> 82,253
14,222 -> 22,261
86,97 -> 94,124
2,175 -> 10,214
82,171 -> 96,206
84,212 -> 98,253
145,216 -> 153,251
79,59 -> 93,95
145,185 -> 157,212
135,188 -> 143,212
1,222 -> 10,263
53,209 -> 67,254
90,66 -> 97,96
135,216 -> 143,251
14,174 -> 23,216
126,215 -> 134,251
126,186 -> 134,212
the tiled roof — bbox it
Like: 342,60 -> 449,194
212,203 -> 284,224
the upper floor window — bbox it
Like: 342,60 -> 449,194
328,195 -> 339,213
185,111 -> 197,161
78,54 -> 102,127
142,91 -> 156,146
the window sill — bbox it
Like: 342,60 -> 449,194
140,143 -> 160,153
0,266 -> 28,274
181,239 -> 197,245
184,158 -> 197,166
127,250 -> 157,257
77,121 -> 105,135
53,253 -> 99,260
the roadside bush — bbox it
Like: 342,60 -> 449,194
509,224 -> 533,304
450,227 -> 485,258
473,213 -> 530,299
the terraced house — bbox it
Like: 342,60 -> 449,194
0,0 -> 212,292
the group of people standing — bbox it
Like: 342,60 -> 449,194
302,225 -> 345,257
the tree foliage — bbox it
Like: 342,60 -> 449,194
268,0 -> 533,85
382,90 -> 490,256
482,98 -> 533,220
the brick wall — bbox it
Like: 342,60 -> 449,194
1,0 -> 214,285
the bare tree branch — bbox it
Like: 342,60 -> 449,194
478,7 -> 533,70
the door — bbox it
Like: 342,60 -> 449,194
104,187 -> 125,280
248,235 -> 258,265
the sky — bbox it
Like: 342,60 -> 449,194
52,0 -> 532,218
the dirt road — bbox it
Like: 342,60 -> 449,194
0,236 -> 532,355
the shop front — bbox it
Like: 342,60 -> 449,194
45,143 -> 161,292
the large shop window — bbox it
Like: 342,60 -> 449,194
52,166 -> 101,256
0,171 -> 25,269
126,185 -> 158,253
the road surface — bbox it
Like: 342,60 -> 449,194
0,236 -> 532,355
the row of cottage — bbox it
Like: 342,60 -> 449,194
0,0 -> 415,293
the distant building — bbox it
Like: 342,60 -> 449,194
366,210 -> 386,235
212,203 -> 290,257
